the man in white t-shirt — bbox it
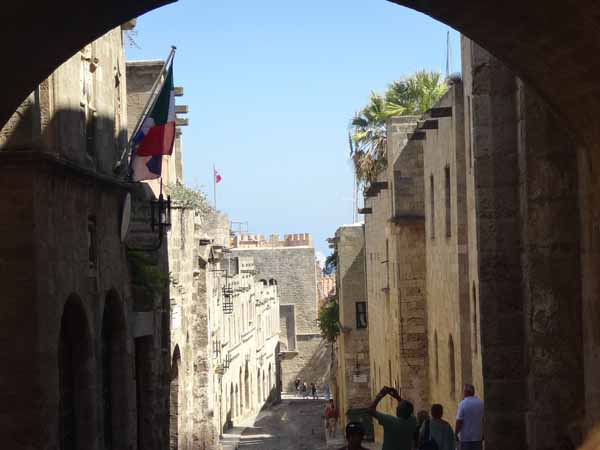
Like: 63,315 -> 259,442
455,384 -> 484,450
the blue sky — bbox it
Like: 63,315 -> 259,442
127,0 -> 460,259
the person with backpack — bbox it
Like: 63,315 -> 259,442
418,404 -> 455,450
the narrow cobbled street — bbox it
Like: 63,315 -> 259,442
221,396 -> 380,450
222,397 -> 329,450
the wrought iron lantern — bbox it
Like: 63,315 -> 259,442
150,193 -> 172,235
223,352 -> 232,370
223,296 -> 234,314
213,341 -> 221,359
222,286 -> 234,297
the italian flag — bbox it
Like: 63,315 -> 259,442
131,63 -> 176,181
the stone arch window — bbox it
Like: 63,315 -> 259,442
269,279 -> 277,286
434,331 -> 439,383
472,283 -> 478,354
102,291 -> 129,450
170,346 -> 181,450
59,295 -> 96,450
259,279 -> 268,286
449,334 -> 456,400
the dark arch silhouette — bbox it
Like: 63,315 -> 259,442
2,0 -> 600,152
101,290 -> 130,450
58,295 -> 96,450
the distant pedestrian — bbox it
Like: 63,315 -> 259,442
368,386 -> 417,450
324,399 -> 339,438
302,382 -> 308,398
311,382 -> 318,399
455,384 -> 484,450
294,378 -> 301,396
418,404 -> 455,450
336,422 -> 370,450
415,410 -> 430,447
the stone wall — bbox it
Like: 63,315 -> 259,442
334,225 -> 370,429
362,116 -> 430,444
422,81 -> 472,422
461,37 -> 585,450
0,26 -> 173,450
232,244 -> 329,391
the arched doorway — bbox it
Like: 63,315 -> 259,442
244,365 -> 250,411
170,346 -> 181,450
229,384 -> 234,425
239,368 -> 243,412
268,363 -> 272,400
102,291 -> 129,450
448,335 -> 456,400
257,369 -> 261,405
58,295 -> 96,450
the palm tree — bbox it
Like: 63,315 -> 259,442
350,70 -> 447,184
385,71 -> 447,117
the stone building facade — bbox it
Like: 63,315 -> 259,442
362,116 -> 430,444
348,35 -> 594,450
331,225 -> 371,431
0,26 -> 171,450
422,81 -> 472,422
232,234 -> 330,391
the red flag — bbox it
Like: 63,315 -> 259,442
215,169 -> 222,184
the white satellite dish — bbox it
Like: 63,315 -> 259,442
120,193 -> 132,243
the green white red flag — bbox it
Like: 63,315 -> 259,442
131,63 -> 176,181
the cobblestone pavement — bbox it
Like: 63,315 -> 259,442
220,395 -> 381,450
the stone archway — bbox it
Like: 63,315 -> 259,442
3,0 -> 600,154
102,291 -> 130,450
59,295 -> 96,450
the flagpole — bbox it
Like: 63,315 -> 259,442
213,164 -> 217,210
116,45 -> 177,174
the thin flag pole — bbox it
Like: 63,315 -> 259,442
213,164 -> 217,210
116,45 -> 177,174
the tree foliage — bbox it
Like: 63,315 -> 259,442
350,70 -> 448,185
167,182 -> 213,214
323,250 -> 338,276
127,249 -> 170,298
318,299 -> 340,342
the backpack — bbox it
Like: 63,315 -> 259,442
420,420 -> 440,450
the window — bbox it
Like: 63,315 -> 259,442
430,174 -> 435,239
434,331 -> 439,383
356,302 -> 368,329
445,166 -> 451,238
449,334 -> 456,399
473,283 -> 478,354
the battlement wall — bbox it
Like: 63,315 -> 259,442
232,232 -> 313,249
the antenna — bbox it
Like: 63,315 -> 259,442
446,30 -> 452,78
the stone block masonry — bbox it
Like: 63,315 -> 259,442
232,236 -> 330,392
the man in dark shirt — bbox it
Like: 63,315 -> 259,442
368,386 -> 417,450
337,422 -> 370,450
